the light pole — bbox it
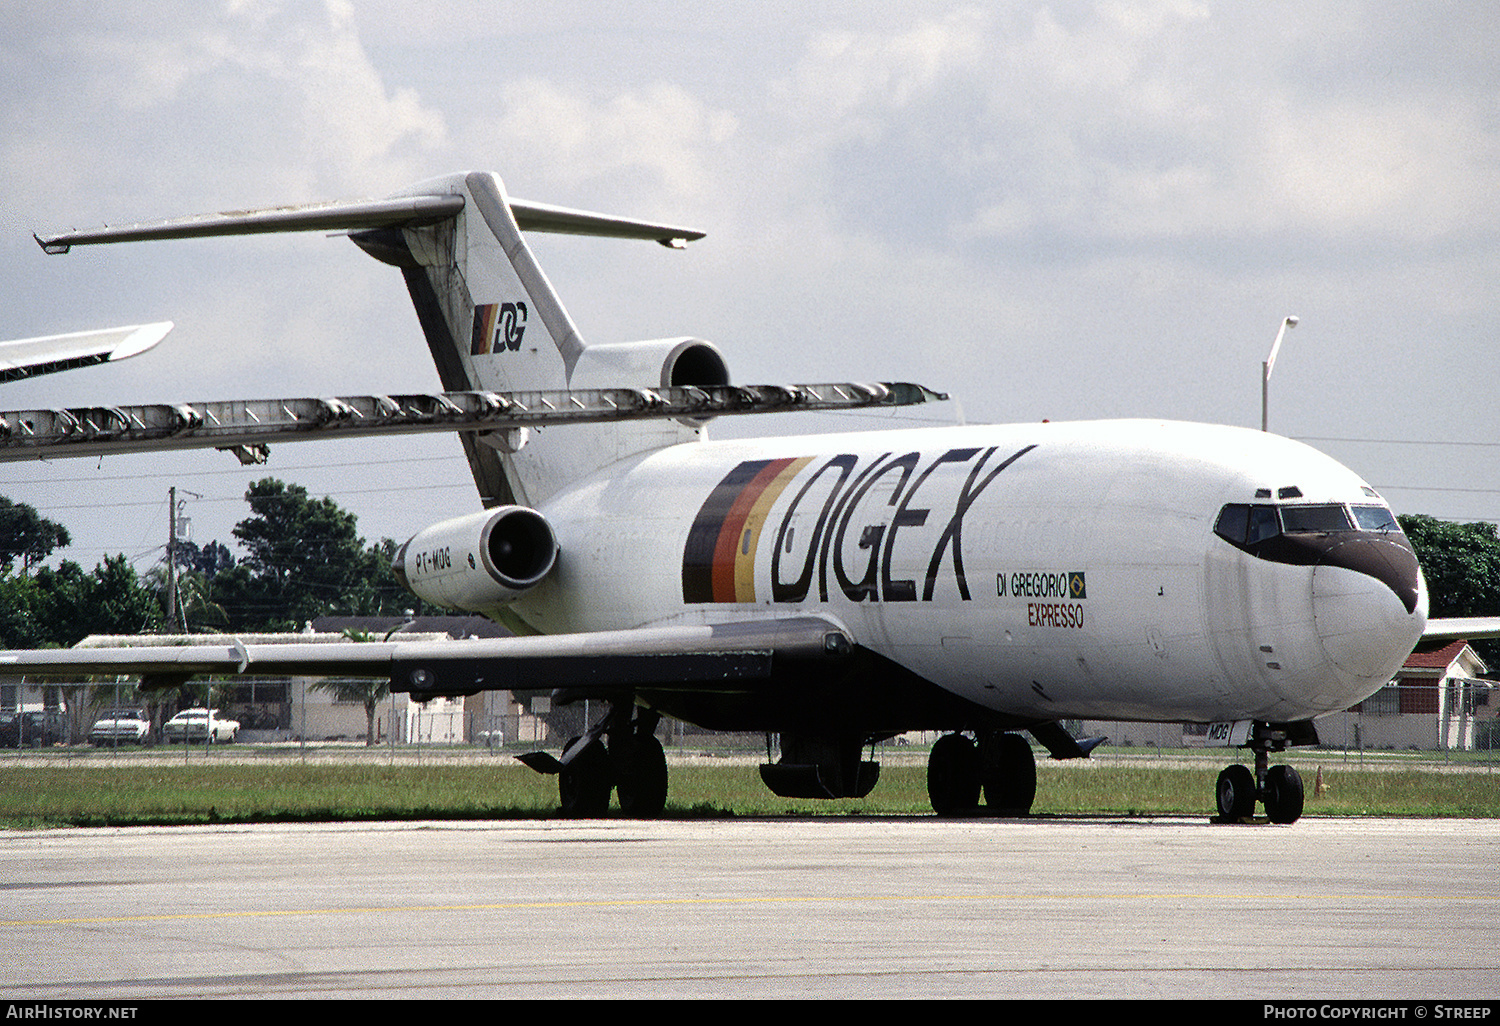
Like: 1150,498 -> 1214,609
1261,315 -> 1299,432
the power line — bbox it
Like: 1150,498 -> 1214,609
1298,436 -> 1500,451
1,452 -> 471,486
29,480 -> 477,512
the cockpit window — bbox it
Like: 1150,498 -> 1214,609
1279,504 -> 1353,533
1213,504 -> 1249,544
1214,501 -> 1399,547
1351,504 -> 1399,532
1246,506 -> 1279,544
1214,503 -> 1281,545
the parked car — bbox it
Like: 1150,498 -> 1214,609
0,710 -> 67,748
162,708 -> 240,744
89,708 -> 152,746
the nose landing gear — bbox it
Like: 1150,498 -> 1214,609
1214,722 -> 1306,824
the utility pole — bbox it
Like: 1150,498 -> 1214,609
165,488 -> 200,633
167,486 -> 178,632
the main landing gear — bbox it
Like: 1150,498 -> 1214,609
1214,723 -> 1305,825
926,730 -> 1037,816
524,705 -> 669,818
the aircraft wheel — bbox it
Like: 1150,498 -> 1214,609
981,732 -> 1036,814
559,737 -> 612,817
1215,764 -> 1257,820
614,733 -> 668,818
1263,765 -> 1304,824
927,733 -> 981,815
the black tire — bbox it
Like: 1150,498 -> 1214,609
1216,764 -> 1257,820
614,734 -> 668,818
927,733 -> 981,815
559,737 -> 612,816
1263,764 -> 1304,824
981,732 -> 1037,814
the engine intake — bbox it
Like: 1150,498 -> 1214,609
395,506 -> 558,612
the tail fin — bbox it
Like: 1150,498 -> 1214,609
36,171 -> 707,507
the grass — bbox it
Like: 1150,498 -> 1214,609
1,750 -> 1497,827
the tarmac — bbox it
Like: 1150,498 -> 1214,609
1,815 -> 1495,1000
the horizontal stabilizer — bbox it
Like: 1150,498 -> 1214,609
35,192 -> 702,253
509,199 -> 705,247
0,322 -> 172,382
0,381 -> 945,464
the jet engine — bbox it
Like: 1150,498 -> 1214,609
569,337 -> 730,390
394,506 -> 558,612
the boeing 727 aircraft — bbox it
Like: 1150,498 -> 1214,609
1,170 -> 1468,823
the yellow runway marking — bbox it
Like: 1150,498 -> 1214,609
3,891 -> 1490,928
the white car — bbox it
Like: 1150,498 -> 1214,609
89,708 -> 151,746
162,708 -> 239,744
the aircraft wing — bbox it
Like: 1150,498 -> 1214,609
0,616 -> 853,697
0,323 -> 171,382
1422,617 -> 1500,642
0,381 -> 942,464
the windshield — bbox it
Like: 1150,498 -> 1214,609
1215,501 -> 1402,547
1279,504 -> 1353,533
1351,504 -> 1400,532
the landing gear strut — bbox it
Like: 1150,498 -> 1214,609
1215,723 -> 1305,824
927,731 -> 1036,816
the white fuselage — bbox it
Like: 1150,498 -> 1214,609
508,418 -> 1428,727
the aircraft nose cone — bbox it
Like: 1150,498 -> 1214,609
1312,538 -> 1427,683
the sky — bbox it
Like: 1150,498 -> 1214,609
1,1 -> 1498,577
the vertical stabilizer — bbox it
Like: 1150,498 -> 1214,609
34,170 -> 709,508
371,171 -> 704,508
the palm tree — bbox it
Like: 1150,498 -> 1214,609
307,631 -> 388,745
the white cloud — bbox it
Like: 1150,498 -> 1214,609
458,79 -> 737,210
2,1 -> 448,214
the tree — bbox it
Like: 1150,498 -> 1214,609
0,497 -> 70,573
167,538 -> 235,579
215,479 -> 419,631
1399,514 -> 1500,666
307,630 -> 389,745
146,564 -> 230,633
0,556 -> 164,649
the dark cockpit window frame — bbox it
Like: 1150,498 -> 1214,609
1215,501 -> 1399,548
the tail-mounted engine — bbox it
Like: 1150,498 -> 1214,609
394,506 -> 558,612
570,337 -> 730,422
